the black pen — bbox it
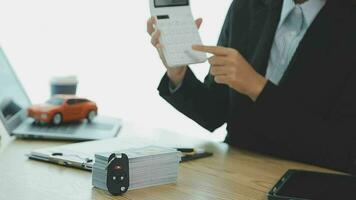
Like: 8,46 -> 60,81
176,148 -> 195,153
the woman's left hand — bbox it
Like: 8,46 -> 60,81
193,45 -> 268,102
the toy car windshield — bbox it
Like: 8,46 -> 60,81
46,97 -> 64,105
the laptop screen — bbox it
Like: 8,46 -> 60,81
0,48 -> 31,133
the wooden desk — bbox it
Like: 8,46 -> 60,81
0,122 -> 338,200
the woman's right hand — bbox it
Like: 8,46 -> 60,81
147,17 -> 203,87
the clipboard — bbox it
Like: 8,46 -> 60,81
27,136 -> 213,171
28,149 -> 95,171
27,136 -> 151,171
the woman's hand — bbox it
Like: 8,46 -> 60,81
147,17 -> 203,86
193,45 -> 267,101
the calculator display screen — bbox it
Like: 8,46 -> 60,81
154,0 -> 188,7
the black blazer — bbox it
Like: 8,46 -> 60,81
158,0 -> 356,174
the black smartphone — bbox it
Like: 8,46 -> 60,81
268,169 -> 356,200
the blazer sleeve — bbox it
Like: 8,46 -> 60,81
157,1 -> 239,132
250,57 -> 356,173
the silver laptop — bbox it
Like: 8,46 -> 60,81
0,47 -> 122,141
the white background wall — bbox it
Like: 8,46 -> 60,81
0,0 -> 232,141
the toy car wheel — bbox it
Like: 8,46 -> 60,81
87,110 -> 96,122
52,113 -> 62,125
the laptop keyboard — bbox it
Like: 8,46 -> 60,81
26,121 -> 114,134
27,123 -> 81,134
84,122 -> 114,131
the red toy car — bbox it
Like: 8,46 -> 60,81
28,95 -> 98,125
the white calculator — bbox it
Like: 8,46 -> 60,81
149,0 -> 207,68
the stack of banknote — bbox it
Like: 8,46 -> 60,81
92,146 -> 181,193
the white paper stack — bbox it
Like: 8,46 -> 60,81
92,146 -> 181,191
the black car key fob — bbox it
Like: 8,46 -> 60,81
106,153 -> 130,196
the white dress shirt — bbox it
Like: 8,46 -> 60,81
266,0 -> 326,85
